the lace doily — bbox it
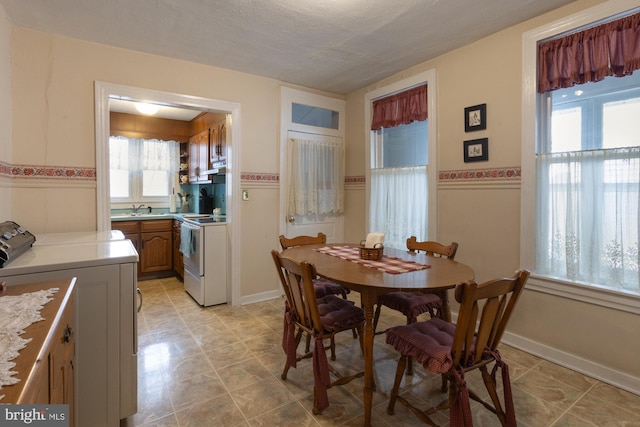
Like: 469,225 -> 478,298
0,287 -> 59,401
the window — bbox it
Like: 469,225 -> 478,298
537,73 -> 640,296
370,113 -> 428,249
523,3 -> 640,312
109,136 -> 179,204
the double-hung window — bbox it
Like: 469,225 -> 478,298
537,73 -> 640,296
110,136 -> 179,205
524,6 -> 640,306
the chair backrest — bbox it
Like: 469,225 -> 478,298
279,233 -> 327,250
271,249 -> 322,333
406,236 -> 458,260
450,270 -> 530,367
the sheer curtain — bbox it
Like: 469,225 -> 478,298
536,147 -> 640,294
288,136 -> 344,216
109,136 -> 179,200
370,166 -> 427,249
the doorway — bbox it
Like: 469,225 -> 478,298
279,87 -> 346,242
94,82 -> 242,306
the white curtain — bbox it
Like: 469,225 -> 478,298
536,147 -> 640,294
370,166 -> 427,249
288,136 -> 345,216
109,136 -> 179,198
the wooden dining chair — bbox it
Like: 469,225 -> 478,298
385,269 -> 530,427
373,237 -> 458,375
279,233 -> 350,299
271,249 -> 365,415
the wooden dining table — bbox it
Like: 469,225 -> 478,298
281,243 -> 475,427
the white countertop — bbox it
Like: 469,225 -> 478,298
0,239 -> 138,278
34,230 -> 125,246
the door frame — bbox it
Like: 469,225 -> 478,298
279,87 -> 346,241
94,82 -> 242,306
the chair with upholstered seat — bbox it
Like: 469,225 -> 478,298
279,233 -> 350,300
373,237 -> 458,375
271,249 -> 365,415
385,269 -> 530,426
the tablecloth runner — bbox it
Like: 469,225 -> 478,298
315,245 -> 430,274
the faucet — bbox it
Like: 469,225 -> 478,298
132,204 -> 145,215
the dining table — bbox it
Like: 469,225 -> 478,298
281,243 -> 475,427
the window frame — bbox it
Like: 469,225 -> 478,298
522,0 -> 640,315
109,136 -> 178,208
364,69 -> 438,239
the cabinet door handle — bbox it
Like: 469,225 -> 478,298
64,325 -> 72,343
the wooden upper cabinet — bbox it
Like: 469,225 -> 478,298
188,129 -> 210,183
210,120 -> 227,164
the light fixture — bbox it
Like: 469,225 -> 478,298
574,90 -> 584,96
135,102 -> 159,115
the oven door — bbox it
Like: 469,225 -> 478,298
181,221 -> 203,275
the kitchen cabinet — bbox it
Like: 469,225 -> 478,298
0,239 -> 138,427
1,278 -> 76,426
209,120 -> 227,165
172,219 -> 184,278
112,220 -> 174,279
140,220 -> 173,274
189,128 -> 210,183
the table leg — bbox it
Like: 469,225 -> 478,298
360,292 -> 376,427
438,289 -> 452,322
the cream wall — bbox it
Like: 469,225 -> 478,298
8,27 -> 288,298
345,0 -> 639,392
0,6 -> 11,221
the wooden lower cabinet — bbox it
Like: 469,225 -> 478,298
1,278 -> 76,426
172,220 -> 184,278
113,219 -> 174,279
140,225 -> 173,274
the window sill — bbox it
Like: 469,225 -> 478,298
527,274 -> 640,315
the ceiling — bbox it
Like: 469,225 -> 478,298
1,0 -> 576,96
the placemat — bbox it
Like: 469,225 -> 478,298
315,245 -> 430,274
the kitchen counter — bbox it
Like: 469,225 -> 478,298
110,213 -> 226,223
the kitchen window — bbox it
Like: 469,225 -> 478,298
110,136 -> 179,205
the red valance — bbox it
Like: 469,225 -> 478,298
538,11 -> 640,93
371,84 -> 427,130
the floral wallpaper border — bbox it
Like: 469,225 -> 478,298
0,161 -> 96,180
2,163 -> 521,183
439,167 -> 521,182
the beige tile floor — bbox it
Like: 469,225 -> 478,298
121,277 -> 640,427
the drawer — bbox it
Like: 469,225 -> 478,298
141,219 -> 173,233
111,221 -> 140,234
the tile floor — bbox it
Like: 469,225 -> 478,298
121,277 -> 640,427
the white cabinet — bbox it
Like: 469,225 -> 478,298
0,240 -> 138,427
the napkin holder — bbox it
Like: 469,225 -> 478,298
359,241 -> 384,260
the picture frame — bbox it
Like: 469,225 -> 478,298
463,138 -> 489,162
464,103 -> 486,132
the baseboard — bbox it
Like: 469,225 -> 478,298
503,330 -> 640,396
240,289 -> 283,305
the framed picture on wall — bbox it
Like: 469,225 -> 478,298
463,138 -> 488,162
464,103 -> 486,132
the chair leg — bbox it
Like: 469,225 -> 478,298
387,355 -> 407,415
